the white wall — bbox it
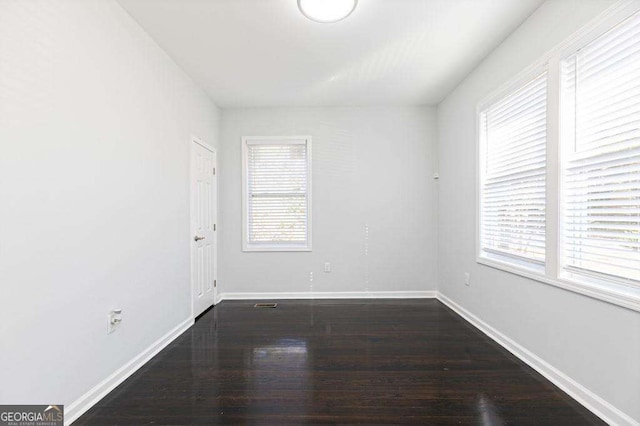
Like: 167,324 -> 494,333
437,0 -> 640,423
2,0 -> 637,424
0,0 -> 219,414
219,107 -> 437,297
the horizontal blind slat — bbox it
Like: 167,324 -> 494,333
246,142 -> 309,246
561,11 -> 640,285
481,72 -> 547,265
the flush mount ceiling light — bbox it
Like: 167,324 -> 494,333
298,0 -> 358,23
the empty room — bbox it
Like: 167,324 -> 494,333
2,0 -> 640,424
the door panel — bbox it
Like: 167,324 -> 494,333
191,140 -> 216,318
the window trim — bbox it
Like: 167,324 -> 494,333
241,136 -> 313,252
477,65 -> 549,272
476,0 -> 640,313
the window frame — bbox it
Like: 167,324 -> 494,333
476,0 -> 640,313
242,136 -> 313,252
477,65 -> 549,274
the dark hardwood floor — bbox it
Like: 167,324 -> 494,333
75,299 -> 604,425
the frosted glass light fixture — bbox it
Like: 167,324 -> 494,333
298,0 -> 358,23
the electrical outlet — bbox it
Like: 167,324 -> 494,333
108,309 -> 122,334
324,262 -> 331,273
464,273 -> 471,286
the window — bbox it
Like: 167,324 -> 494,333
479,71 -> 547,270
477,4 -> 640,311
242,137 -> 312,251
560,11 -> 640,285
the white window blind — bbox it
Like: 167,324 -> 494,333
244,138 -> 311,250
561,11 -> 640,284
480,72 -> 547,265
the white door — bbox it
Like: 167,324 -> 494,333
191,139 -> 217,318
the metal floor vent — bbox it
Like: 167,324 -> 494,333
254,303 -> 278,308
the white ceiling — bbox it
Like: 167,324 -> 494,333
117,0 -> 545,108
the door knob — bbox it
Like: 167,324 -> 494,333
194,236 -> 206,242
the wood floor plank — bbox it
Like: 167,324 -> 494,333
75,299 -> 604,425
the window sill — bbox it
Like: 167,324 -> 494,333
243,245 -> 312,253
477,256 -> 640,313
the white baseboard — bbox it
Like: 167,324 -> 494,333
65,317 -> 194,425
64,293 -> 636,425
436,292 -> 638,426
219,290 -> 437,301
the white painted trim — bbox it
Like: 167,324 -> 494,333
219,291 -> 437,301
436,293 -> 639,426
477,257 -> 640,313
476,0 -> 640,109
241,245 -> 312,252
192,135 -> 216,153
62,293 -> 637,425
476,66 -> 549,274
241,135 -> 313,252
66,317 -> 194,425
212,146 -> 219,306
475,0 -> 640,314
214,292 -> 223,305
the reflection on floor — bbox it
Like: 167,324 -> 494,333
76,299 -> 604,425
